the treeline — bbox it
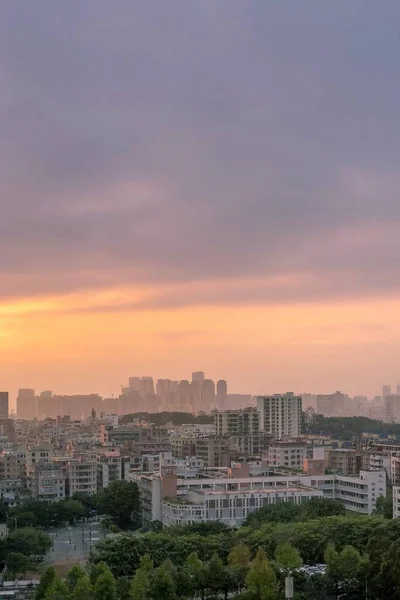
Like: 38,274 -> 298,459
119,411 -> 214,426
308,414 -> 400,439
90,498 -> 400,599
32,542 -> 363,600
6,480 -> 140,531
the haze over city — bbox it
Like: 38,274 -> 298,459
2,1 -> 400,401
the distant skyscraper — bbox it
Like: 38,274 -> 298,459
396,383 -> 400,396
128,377 -> 141,391
382,385 -> 392,398
192,371 -> 205,384
140,377 -> 155,397
0,392 -> 9,420
216,380 -> 228,409
201,379 -> 216,413
257,392 -> 302,439
316,391 -> 346,417
17,389 -> 36,420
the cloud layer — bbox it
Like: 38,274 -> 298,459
1,1 -> 400,308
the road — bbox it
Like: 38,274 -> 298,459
45,521 -> 112,563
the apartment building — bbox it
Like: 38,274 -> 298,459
393,486 -> 400,518
195,437 -> 232,468
257,393 -> 302,439
97,451 -> 122,488
267,441 -> 307,469
329,449 -> 362,475
0,452 -> 26,480
67,457 -> 97,496
31,463 -> 66,502
215,408 -> 259,436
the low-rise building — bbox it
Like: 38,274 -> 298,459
267,441 -> 307,469
67,457 -> 97,496
329,449 -> 362,475
31,463 -> 66,502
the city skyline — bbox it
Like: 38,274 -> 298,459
2,2 -> 400,397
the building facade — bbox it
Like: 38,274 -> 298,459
257,393 -> 302,439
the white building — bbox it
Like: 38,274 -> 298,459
162,485 -> 323,527
257,393 -> 302,439
393,486 -> 400,518
135,464 -> 386,527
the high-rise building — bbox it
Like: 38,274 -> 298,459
316,391 -> 347,417
216,380 -> 228,409
215,407 -> 259,436
257,392 -> 302,439
128,377 -> 141,391
201,379 -> 216,413
382,384 -> 392,397
17,389 -> 36,420
192,371 -> 205,384
384,394 -> 400,423
0,392 -> 9,420
140,377 -> 155,398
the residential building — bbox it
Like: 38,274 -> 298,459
393,486 -> 400,519
316,391 -> 347,417
329,449 -> 362,475
195,437 -> 231,468
267,441 -> 307,469
215,408 -> 259,436
257,393 -> 302,439
0,393 -> 9,421
67,457 -> 97,496
97,451 -> 122,488
17,389 -> 36,420
31,463 -> 66,502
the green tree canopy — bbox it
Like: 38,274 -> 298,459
94,566 -> 117,600
35,566 -> 56,600
149,561 -> 178,600
245,548 -> 277,600
5,553 -> 30,579
97,480 -> 140,529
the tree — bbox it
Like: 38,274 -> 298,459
35,566 -> 56,600
45,576 -> 70,600
94,566 -> 117,600
130,555 -> 153,600
228,543 -> 251,592
149,561 -> 178,600
184,551 -> 205,599
6,528 -> 52,557
73,575 -> 94,600
5,553 -> 30,579
67,565 -> 87,591
97,480 -> 140,529
245,548 -> 277,600
374,489 -> 393,519
90,561 -> 111,586
325,543 -> 365,598
300,498 -> 345,519
275,541 -> 302,572
206,553 -> 227,597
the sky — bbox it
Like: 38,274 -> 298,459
1,1 -> 400,402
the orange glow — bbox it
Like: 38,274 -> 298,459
2,279 -> 400,404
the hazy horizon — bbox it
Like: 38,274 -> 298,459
2,1 -> 400,400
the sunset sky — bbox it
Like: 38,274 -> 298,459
2,1 -> 400,403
